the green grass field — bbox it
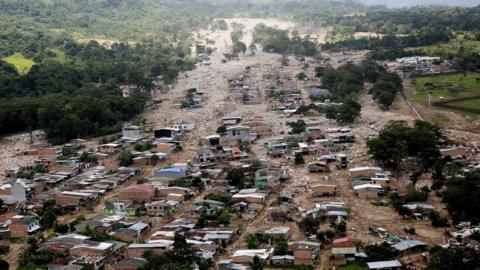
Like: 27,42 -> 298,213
339,262 -> 367,270
3,53 -> 35,75
411,73 -> 480,114
445,98 -> 480,111
47,48 -> 67,63
406,36 -> 480,55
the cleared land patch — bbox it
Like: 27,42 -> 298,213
411,73 -> 480,114
406,36 -> 480,55
3,52 -> 35,75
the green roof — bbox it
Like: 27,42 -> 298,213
255,180 -> 269,186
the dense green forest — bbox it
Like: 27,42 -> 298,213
2,0 -> 480,143
322,30 -> 453,51
322,5 -> 480,51
0,0 -> 380,41
328,6 -> 480,35
0,35 -> 195,143
252,24 -> 317,56
0,0 -> 217,41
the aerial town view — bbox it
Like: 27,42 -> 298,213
0,0 -> 479,269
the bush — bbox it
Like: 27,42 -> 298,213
204,194 -> 232,203
245,233 -> 261,249
216,124 -> 227,134
370,200 -> 389,207
332,221 -> 347,235
216,210 -> 231,225
429,211 -> 449,227
364,242 -> 395,261
117,150 -> 133,167
287,120 -> 306,134
294,153 -> 305,165
0,258 -> 8,270
137,178 -> 148,184
0,246 -> 9,255
299,216 -> 320,236
54,223 -> 69,233
134,142 -> 153,152
404,227 -> 416,234
226,167 -> 246,188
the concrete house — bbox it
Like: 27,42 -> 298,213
353,184 -> 382,199
271,255 -> 295,265
104,201 -> 136,216
113,222 -> 150,243
402,202 -> 435,215
254,168 -> 280,190
122,126 -> 142,141
227,126 -> 252,141
232,189 -> 267,204
231,248 -> 273,264
392,240 -> 427,256
222,116 -> 242,126
312,184 -> 337,197
0,181 -> 35,203
114,258 -> 147,270
349,167 -> 383,178
119,184 -> 156,203
37,147 -> 57,159
196,146 -> 216,163
331,246 -> 357,266
288,241 -> 321,266
126,242 -> 172,258
9,216 -> 40,237
98,143 -> 122,155
74,219 -> 113,234
55,191 -> 91,208
146,200 -> 179,216
308,161 -> 330,173
69,241 -> 115,261
306,126 -> 323,140
172,123 -> 195,132
206,135 -> 221,146
264,227 -> 291,239
154,128 -> 181,139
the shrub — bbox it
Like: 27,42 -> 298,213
404,227 -> 416,234
429,211 -> 449,227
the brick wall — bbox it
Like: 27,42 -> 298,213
9,223 -> 28,238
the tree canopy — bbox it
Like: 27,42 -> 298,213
367,120 -> 445,173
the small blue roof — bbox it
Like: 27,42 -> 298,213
310,88 -> 331,97
157,167 -> 183,173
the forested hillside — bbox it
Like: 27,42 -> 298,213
330,6 -> 480,34
0,0 -> 378,41
0,0 -> 218,41
322,5 -> 480,51
0,0 -> 212,143
0,38 -> 195,143
2,0 -> 479,143
361,0 -> 479,7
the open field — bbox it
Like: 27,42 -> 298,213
47,48 -> 66,63
411,73 -> 480,108
403,78 -> 480,133
3,52 -> 35,75
446,98 -> 480,110
406,36 -> 480,55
